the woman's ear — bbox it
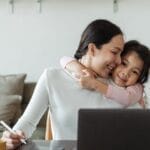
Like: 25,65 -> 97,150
87,43 -> 97,56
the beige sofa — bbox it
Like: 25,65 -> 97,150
0,74 -> 47,139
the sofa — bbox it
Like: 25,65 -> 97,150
0,74 -> 47,139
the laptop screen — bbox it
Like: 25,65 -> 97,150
77,109 -> 150,150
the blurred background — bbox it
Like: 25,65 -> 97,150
0,0 -> 149,81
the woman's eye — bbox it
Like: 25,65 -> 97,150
122,61 -> 126,66
112,51 -> 118,55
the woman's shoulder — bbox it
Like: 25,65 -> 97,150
45,67 -> 61,73
42,67 -> 60,74
42,67 -> 65,78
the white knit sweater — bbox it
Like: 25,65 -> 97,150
13,68 -> 139,140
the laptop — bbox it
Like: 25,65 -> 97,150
77,109 -> 150,150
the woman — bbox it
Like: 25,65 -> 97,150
1,19 -> 124,149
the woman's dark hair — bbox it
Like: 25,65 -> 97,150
74,19 -> 123,59
121,40 -> 150,84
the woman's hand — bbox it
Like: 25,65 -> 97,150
1,130 -> 25,150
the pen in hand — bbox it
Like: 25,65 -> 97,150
0,120 -> 27,144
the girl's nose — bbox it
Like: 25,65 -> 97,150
120,71 -> 129,80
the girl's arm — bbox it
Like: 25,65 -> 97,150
60,56 -> 97,78
60,56 -> 86,75
106,83 -> 143,107
78,72 -> 143,107
60,56 -> 143,107
78,69 -> 108,95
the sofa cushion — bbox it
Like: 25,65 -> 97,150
0,74 -> 26,95
0,73 -> 26,131
0,95 -> 22,131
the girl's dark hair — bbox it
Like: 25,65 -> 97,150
74,19 -> 123,59
121,40 -> 150,84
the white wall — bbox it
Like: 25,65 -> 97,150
0,0 -> 149,81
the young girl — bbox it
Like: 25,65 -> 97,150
60,40 -> 150,108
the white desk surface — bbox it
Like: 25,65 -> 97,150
18,140 -> 77,150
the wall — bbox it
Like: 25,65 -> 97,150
0,0 -> 149,81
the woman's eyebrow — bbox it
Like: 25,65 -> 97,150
114,47 -> 122,51
122,58 -> 128,63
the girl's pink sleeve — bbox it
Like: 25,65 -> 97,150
106,83 -> 143,107
60,56 -> 76,69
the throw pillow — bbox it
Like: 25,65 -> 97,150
0,73 -> 26,130
0,95 -> 22,131
0,74 -> 26,95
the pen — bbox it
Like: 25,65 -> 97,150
0,120 -> 27,144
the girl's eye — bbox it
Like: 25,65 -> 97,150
132,70 -> 140,75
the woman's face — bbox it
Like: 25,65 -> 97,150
112,51 -> 144,87
82,34 -> 124,78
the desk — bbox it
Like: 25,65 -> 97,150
18,140 -> 77,150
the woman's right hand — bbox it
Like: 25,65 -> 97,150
1,130 -> 25,150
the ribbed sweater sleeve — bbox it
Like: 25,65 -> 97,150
13,69 -> 49,138
60,56 -> 76,69
106,84 -> 143,107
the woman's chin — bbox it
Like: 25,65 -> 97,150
99,72 -> 110,78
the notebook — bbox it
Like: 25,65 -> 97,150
77,109 -> 150,150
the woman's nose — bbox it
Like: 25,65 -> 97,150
115,56 -> 121,65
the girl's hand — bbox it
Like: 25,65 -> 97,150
81,68 -> 98,78
1,130 -> 25,150
77,69 -> 97,90
64,59 -> 98,79
74,68 -> 98,79
139,99 -> 145,109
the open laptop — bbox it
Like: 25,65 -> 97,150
77,109 -> 150,150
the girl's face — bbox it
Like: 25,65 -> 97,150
82,34 -> 124,78
112,51 -> 144,87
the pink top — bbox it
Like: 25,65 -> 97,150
60,56 -> 144,107
60,56 -> 76,69
106,84 -> 143,107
